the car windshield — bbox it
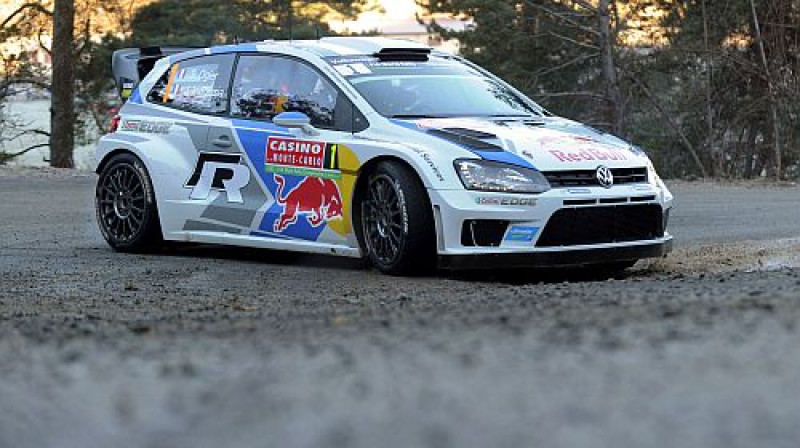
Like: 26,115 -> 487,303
325,55 -> 542,118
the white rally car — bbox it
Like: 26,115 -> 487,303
95,37 -> 673,275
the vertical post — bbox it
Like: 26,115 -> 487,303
50,0 -> 75,168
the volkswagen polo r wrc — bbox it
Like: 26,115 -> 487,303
94,37 -> 673,275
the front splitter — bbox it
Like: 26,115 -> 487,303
438,239 -> 672,270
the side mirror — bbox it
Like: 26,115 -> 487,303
273,112 -> 319,136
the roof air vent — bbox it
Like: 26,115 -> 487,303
373,47 -> 431,62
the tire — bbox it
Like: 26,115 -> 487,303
95,153 -> 163,252
358,160 -> 436,275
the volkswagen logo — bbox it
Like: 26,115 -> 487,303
596,165 -> 614,188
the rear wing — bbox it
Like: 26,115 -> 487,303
112,46 -> 198,100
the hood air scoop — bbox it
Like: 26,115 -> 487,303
426,127 -> 504,151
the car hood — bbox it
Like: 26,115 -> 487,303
396,116 -> 650,171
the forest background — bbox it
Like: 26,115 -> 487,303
1,0 -> 798,180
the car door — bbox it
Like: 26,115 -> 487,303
228,54 -> 367,248
145,53 -> 267,237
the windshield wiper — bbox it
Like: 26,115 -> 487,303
486,113 -> 538,118
389,114 -> 448,119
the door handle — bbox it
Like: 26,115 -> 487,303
211,136 -> 232,148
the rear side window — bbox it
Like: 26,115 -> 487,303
230,55 -> 364,131
147,54 -> 234,115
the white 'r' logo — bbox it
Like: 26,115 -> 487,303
189,162 -> 250,203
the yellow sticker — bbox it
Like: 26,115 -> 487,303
327,144 -> 360,236
163,64 -> 180,103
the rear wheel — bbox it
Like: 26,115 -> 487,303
359,161 -> 436,275
95,153 -> 163,252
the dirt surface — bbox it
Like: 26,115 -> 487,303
2,171 -> 800,448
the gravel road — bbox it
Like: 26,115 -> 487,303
1,170 -> 800,448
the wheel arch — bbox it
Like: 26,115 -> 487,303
95,147 -> 136,174
95,146 -> 163,197
94,146 -> 168,238
350,155 -> 434,254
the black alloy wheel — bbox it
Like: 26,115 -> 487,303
96,153 -> 162,252
360,161 -> 435,275
363,173 -> 406,266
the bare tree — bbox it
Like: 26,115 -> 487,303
596,0 -> 625,137
50,0 -> 75,168
0,3 -> 52,164
700,0 -> 717,176
749,0 -> 781,180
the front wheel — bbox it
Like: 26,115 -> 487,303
95,153 -> 163,252
359,161 -> 436,275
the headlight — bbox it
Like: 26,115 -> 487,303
454,159 -> 550,194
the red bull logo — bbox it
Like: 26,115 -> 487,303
549,147 -> 628,163
273,174 -> 343,232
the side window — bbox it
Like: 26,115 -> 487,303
231,55 -> 349,130
147,54 -> 234,115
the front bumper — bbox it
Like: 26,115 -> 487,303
438,237 -> 672,270
428,183 -> 674,267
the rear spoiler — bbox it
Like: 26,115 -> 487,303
112,46 -> 198,100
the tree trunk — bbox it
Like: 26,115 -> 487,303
701,0 -> 718,176
743,128 -> 755,179
749,0 -> 781,180
597,0 -> 624,137
50,0 -> 75,168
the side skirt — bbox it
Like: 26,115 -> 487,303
164,231 -> 362,258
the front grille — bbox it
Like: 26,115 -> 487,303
543,167 -> 648,188
536,204 -> 664,247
